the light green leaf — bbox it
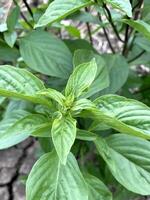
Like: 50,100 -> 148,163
4,31 -> 17,48
0,110 -> 29,149
0,113 -> 50,149
65,59 -> 97,98
52,114 -> 76,164
104,0 -> 132,17
93,95 -> 150,139
35,0 -> 93,28
73,50 -> 109,98
93,95 -> 150,138
85,173 -> 112,200
26,151 -> 88,200
65,25 -> 81,38
95,134 -> 150,195
20,30 -> 72,79
37,88 -> 66,106
123,19 -> 150,40
71,98 -> 95,115
0,65 -> 51,107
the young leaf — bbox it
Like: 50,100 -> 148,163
123,19 -> 150,41
26,151 -> 88,200
85,173 -> 112,200
71,98 -> 96,115
0,113 -> 50,149
65,59 -> 97,98
73,50 -> 109,98
51,114 -> 76,164
20,30 -> 72,79
0,65 -> 51,107
92,95 -> 150,139
37,88 -> 66,106
35,0 -> 93,28
95,134 -> 150,195
104,0 -> 132,17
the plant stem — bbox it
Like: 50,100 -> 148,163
122,24 -> 130,56
94,0 -> 115,53
97,12 -> 115,53
13,0 -> 33,28
103,3 -> 124,43
22,0 -> 34,19
128,50 -> 145,63
85,7 -> 93,45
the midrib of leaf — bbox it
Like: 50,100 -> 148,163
54,160 -> 61,200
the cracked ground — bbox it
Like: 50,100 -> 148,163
0,138 -> 38,200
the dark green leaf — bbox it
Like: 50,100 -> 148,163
7,5 -> 20,32
20,30 -> 72,79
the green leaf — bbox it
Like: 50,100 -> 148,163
4,31 -> 17,48
0,65 -> 51,107
0,40 -> 19,61
64,39 -> 93,53
0,112 -> 50,149
52,114 -> 76,164
73,50 -> 109,98
65,25 -> 81,38
104,0 -> 132,17
35,0 -> 93,28
65,59 -> 97,98
71,98 -> 96,115
37,88 -> 66,106
20,30 -> 72,79
134,36 -> 150,52
95,134 -> 150,195
0,110 -> 29,149
7,5 -> 20,32
123,19 -> 150,40
98,54 -> 129,95
76,129 -> 97,141
85,173 -> 112,200
93,95 -> 150,139
26,151 -> 88,200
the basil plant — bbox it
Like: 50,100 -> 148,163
0,57 -> 150,199
1,0 -> 150,199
